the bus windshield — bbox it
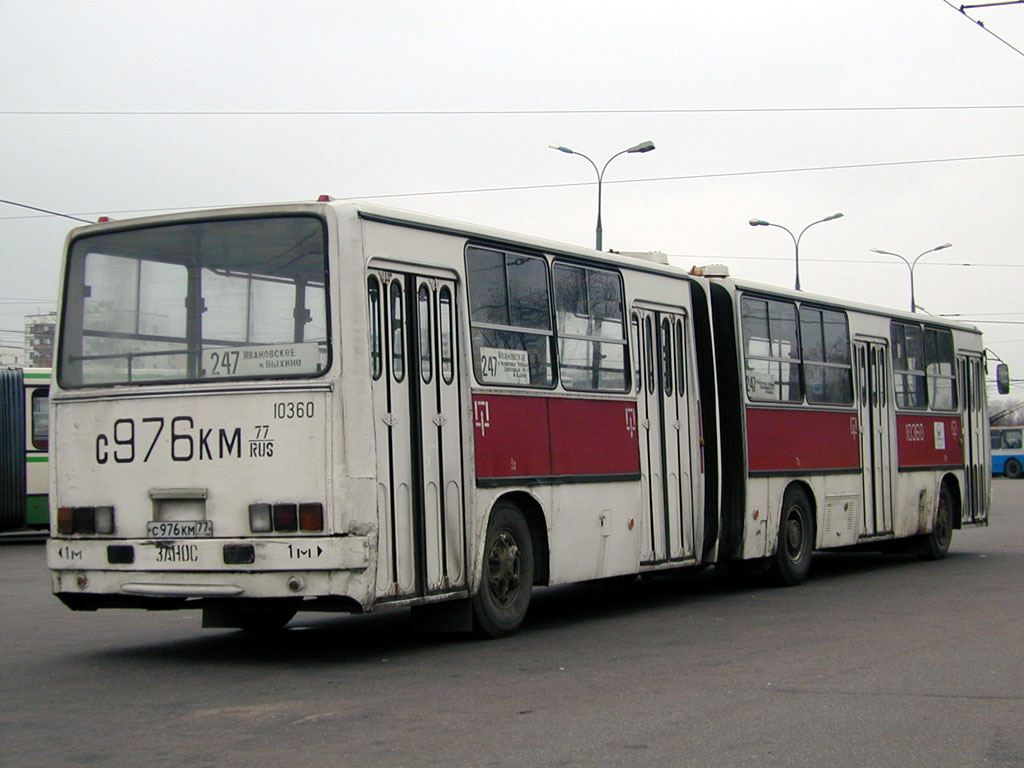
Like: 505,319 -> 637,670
59,215 -> 330,388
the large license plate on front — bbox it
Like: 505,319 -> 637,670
146,520 -> 214,538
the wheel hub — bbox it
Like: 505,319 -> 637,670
486,529 -> 521,607
786,513 -> 805,556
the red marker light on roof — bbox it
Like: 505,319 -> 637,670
97,216 -> 110,223
317,194 -> 333,202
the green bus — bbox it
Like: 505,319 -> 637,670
1,367 -> 50,531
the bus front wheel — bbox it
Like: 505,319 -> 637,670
1004,458 -> 1023,479
472,502 -> 534,638
770,487 -> 815,587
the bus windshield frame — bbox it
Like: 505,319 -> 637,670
58,214 -> 331,389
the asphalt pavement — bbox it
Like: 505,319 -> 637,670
2,481 -> 1022,768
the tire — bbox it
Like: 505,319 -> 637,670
472,502 -> 534,638
1004,458 -> 1023,479
919,483 -> 954,561
769,486 -> 815,586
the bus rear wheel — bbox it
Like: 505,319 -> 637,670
1004,458 -> 1023,479
472,502 -> 534,638
919,484 -> 954,561
770,487 -> 815,587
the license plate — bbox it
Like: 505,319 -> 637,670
146,520 -> 214,538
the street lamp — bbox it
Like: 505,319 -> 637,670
869,243 -> 952,313
549,140 -> 656,250
749,213 -> 844,291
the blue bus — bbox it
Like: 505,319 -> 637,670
991,425 -> 1024,478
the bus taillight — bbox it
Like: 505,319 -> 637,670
57,506 -> 115,535
248,502 -> 323,533
299,503 -> 324,531
248,504 -> 272,532
273,503 -> 298,532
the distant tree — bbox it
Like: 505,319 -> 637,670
990,398 -> 1024,426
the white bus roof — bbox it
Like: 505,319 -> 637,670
67,198 -> 981,336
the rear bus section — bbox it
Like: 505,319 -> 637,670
47,208 -> 378,628
710,277 -> 989,583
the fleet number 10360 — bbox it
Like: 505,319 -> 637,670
274,401 -> 314,419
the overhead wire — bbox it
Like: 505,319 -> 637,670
1,105 -> 1023,116
0,199 -> 90,223
2,151 -> 1023,222
940,0 -> 1024,58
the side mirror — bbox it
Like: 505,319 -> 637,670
997,363 -> 1010,395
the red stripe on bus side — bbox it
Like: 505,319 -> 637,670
895,413 -> 963,468
746,407 -> 860,473
472,394 -> 640,480
548,398 -> 641,476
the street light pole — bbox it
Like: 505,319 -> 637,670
549,140 -> 656,250
869,243 -> 952,313
749,213 -> 844,291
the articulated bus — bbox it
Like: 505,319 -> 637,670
1,367 -> 50,532
46,201 -> 991,634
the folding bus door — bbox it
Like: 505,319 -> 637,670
633,305 -> 697,565
958,354 -> 988,524
855,339 -> 894,537
369,269 -> 466,601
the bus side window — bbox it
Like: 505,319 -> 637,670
661,317 -> 673,397
390,280 -> 405,383
368,276 -> 382,380
799,306 -> 852,405
924,327 -> 957,411
439,286 -> 454,385
31,388 -> 49,451
631,313 -> 641,392
675,318 -> 685,395
552,263 -> 628,392
891,322 -> 927,409
741,295 -> 801,403
644,316 -> 655,394
418,284 -> 433,384
465,246 -> 554,387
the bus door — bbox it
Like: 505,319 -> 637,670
855,339 -> 894,537
958,354 -> 987,524
633,306 -> 697,565
369,269 -> 466,601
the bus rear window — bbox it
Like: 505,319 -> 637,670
59,216 -> 330,387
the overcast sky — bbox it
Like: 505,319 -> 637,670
2,1 -> 1023,395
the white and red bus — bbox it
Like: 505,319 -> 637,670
46,200 -> 992,634
706,278 -> 990,582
